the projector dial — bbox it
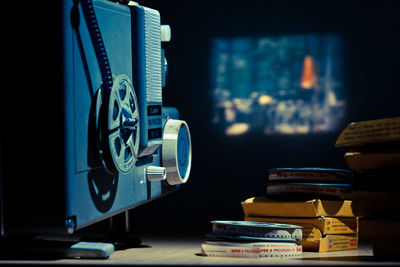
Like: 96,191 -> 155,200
162,119 -> 192,185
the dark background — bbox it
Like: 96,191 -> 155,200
130,0 -> 400,233
2,0 -> 399,237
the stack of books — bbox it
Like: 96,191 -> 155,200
201,220 -> 303,258
335,117 -> 400,257
242,197 -> 358,252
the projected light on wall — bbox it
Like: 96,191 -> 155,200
211,35 -> 345,136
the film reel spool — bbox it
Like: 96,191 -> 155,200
95,74 -> 140,174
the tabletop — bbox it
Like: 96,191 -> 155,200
0,232 -> 399,266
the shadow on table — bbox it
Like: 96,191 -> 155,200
0,239 -> 151,261
295,255 -> 400,263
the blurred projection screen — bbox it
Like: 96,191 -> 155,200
211,34 -> 345,136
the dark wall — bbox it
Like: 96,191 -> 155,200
1,0 -> 399,238
131,0 -> 400,232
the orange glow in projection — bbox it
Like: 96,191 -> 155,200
300,55 -> 317,89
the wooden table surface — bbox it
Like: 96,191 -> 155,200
0,232 -> 400,266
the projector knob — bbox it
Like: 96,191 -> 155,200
161,25 -> 171,42
162,119 -> 192,185
146,166 -> 167,181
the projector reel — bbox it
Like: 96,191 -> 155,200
95,74 -> 140,174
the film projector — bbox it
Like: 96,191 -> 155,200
0,0 -> 192,254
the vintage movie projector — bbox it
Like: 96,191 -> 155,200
0,0 -> 192,245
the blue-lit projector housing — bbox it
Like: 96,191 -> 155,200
0,0 -> 191,238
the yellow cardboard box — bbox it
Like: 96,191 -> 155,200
318,234 -> 358,252
242,197 -> 355,218
297,227 -> 358,252
296,228 -> 358,252
245,216 -> 358,252
245,216 -> 358,235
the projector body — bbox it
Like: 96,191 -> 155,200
0,0 -> 191,239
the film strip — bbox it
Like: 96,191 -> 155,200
208,221 -> 302,242
201,241 -> 302,258
266,182 -> 352,200
268,167 -> 352,184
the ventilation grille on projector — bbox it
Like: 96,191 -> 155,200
143,7 -> 162,104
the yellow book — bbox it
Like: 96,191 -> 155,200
242,197 -> 355,218
344,151 -> 400,170
336,117 -> 400,147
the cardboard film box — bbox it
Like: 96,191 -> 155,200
245,216 -> 358,235
245,216 -> 358,252
242,197 -> 355,218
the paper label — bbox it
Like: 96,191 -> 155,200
336,117 -> 400,147
201,242 -> 302,258
320,235 -> 358,252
